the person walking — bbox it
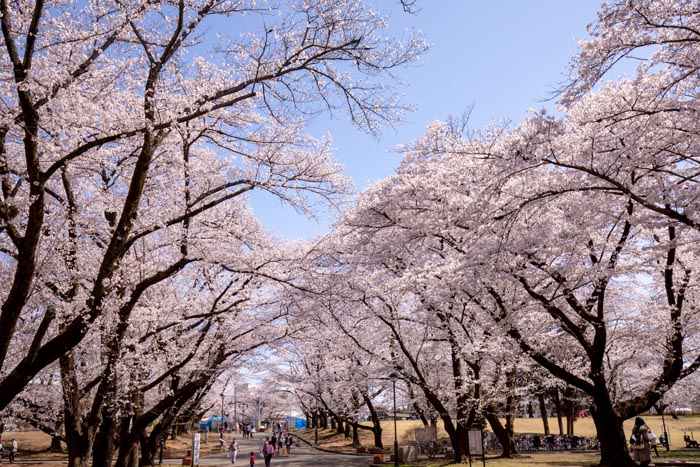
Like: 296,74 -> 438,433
630,417 -> 652,467
285,434 -> 292,454
263,441 -> 275,467
249,451 -> 255,467
8,440 -> 16,464
229,439 -> 240,464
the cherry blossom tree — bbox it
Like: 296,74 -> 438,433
365,119 -> 700,467
287,177 -> 536,461
0,0 -> 426,413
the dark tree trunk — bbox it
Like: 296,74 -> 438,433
538,393 -> 550,435
563,388 -> 576,436
64,428 -> 93,467
590,397 -> 637,467
553,389 -> 564,436
61,354 -> 96,467
114,413 -> 137,467
91,405 -> 117,467
139,436 -> 158,467
344,421 -> 351,438
364,396 -> 383,448
50,435 -> 64,452
483,410 -> 518,458
351,423 -> 360,448
448,422 -> 472,463
331,417 -> 337,432
504,369 -> 516,444
139,422 -> 169,467
566,402 -> 575,436
407,383 -> 430,427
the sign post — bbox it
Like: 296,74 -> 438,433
467,428 -> 485,467
192,433 -> 201,467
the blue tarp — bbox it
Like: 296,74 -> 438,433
199,415 -> 227,430
284,416 -> 306,429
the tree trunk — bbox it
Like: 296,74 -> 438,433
364,396 -> 383,448
553,389 -> 564,436
567,404 -> 575,436
139,434 -> 159,467
114,411 -> 138,467
448,423 -> 471,463
407,383 -> 430,427
50,435 -> 63,452
91,406 -> 116,467
344,421 -> 351,438
563,389 -> 576,436
139,410 -> 174,467
61,354 -> 96,467
331,417 -> 337,432
351,423 -> 360,448
483,409 -> 518,458
65,431 -> 93,467
538,393 -> 550,435
590,398 -> 637,467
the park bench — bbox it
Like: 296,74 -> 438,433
684,435 -> 700,448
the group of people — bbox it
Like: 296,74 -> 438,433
240,424 -> 255,439
258,432 -> 294,467
0,438 -> 19,463
225,431 -> 295,467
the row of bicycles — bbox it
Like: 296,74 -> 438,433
415,433 -> 601,458
488,434 -> 600,452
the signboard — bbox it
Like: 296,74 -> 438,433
192,433 -> 201,466
468,429 -> 483,455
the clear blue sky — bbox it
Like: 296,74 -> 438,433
249,0 -> 604,239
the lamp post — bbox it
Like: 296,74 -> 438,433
658,404 -> 670,451
314,404 -> 319,445
221,392 -> 225,432
389,372 -> 400,467
239,402 -> 247,432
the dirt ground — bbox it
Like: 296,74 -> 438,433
4,415 -> 700,466
0,429 -> 235,465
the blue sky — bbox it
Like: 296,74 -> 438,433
249,0 -> 604,239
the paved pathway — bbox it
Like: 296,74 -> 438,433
165,434 -> 371,467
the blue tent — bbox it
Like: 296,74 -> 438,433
199,415 -> 228,431
285,416 -> 306,430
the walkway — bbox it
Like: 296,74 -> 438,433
165,434 -> 370,467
